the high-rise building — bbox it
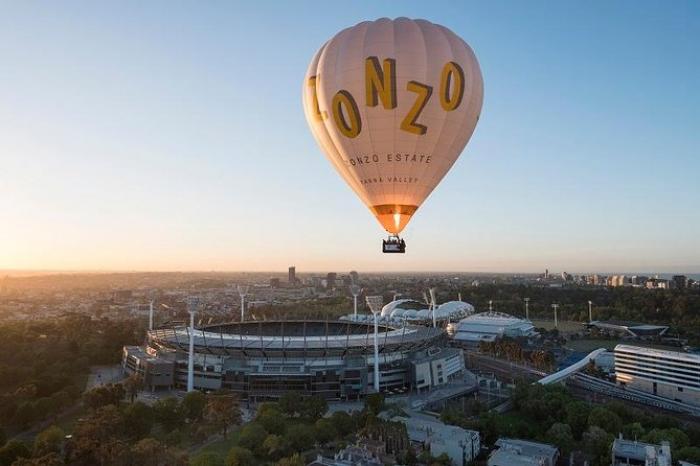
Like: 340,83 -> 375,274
326,272 -> 337,289
349,270 -> 359,284
672,275 -> 688,289
288,266 -> 296,284
269,278 -> 280,288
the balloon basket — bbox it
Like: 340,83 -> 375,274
382,235 -> 406,254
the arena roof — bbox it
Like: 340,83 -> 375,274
589,320 -> 669,337
149,320 -> 445,356
453,312 -> 537,343
379,299 -> 474,321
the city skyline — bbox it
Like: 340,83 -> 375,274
2,2 -> 699,273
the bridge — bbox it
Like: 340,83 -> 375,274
537,348 -> 607,385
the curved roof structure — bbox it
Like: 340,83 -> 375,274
379,298 -> 475,322
454,312 -> 536,343
148,320 -> 445,357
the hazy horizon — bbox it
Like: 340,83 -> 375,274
2,1 -> 698,272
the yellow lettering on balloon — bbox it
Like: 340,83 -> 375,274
365,57 -> 397,109
401,81 -> 432,135
439,61 -> 465,111
332,90 -> 362,138
307,76 -> 327,121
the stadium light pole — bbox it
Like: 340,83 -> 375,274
148,299 -> 154,331
350,285 -> 361,320
588,300 -> 593,323
237,285 -> 248,322
429,288 -> 437,328
187,296 -> 200,392
552,303 -> 559,328
524,298 -> 530,320
366,295 -> 384,393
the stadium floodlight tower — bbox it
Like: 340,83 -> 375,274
365,295 -> 384,393
148,291 -> 156,331
588,300 -> 593,323
350,284 -> 361,320
237,285 -> 248,322
552,303 -> 559,328
524,297 -> 530,321
186,296 -> 200,392
429,288 -> 438,328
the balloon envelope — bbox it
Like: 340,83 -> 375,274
303,17 -> 483,234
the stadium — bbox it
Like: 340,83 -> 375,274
123,319 -> 465,400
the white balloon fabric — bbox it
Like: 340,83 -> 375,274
303,17 -> 483,235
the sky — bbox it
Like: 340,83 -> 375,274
1,1 -> 699,274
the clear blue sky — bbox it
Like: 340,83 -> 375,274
1,1 -> 698,273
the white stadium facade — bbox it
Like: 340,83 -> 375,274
123,319 -> 466,400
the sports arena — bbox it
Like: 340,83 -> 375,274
123,319 -> 465,400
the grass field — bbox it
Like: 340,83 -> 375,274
530,319 -> 584,333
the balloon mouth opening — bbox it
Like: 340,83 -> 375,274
371,204 -> 418,235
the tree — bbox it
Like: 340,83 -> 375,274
278,392 -> 303,418
33,425 -> 64,456
299,395 -> 327,421
284,423 -> 315,451
583,426 -> 614,466
257,408 -> 286,435
622,422 -> 645,441
153,397 -> 182,433
262,434 -> 285,460
365,393 -> 384,415
564,401 -> 590,439
10,453 -> 63,466
205,391 -> 241,438
314,418 -> 338,444
546,423 -> 574,454
122,401 -> 154,440
588,407 -> 622,435
123,374 -> 142,403
641,428 -> 689,451
330,411 -> 355,438
677,447 -> 700,464
83,384 -> 125,410
238,422 -> 267,454
181,391 -> 206,422
0,441 -> 30,466
191,452 -> 225,466
131,437 -> 186,466
275,453 -> 305,466
225,446 -> 254,466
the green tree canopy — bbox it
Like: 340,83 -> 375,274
225,446 -> 255,466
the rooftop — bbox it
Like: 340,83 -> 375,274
616,344 -> 700,364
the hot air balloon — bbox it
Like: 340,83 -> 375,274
303,18 -> 483,253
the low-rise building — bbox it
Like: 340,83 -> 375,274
488,438 -> 559,466
382,414 -> 480,466
452,312 -> 537,347
614,344 -> 700,406
307,444 -> 383,466
611,437 -> 671,466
